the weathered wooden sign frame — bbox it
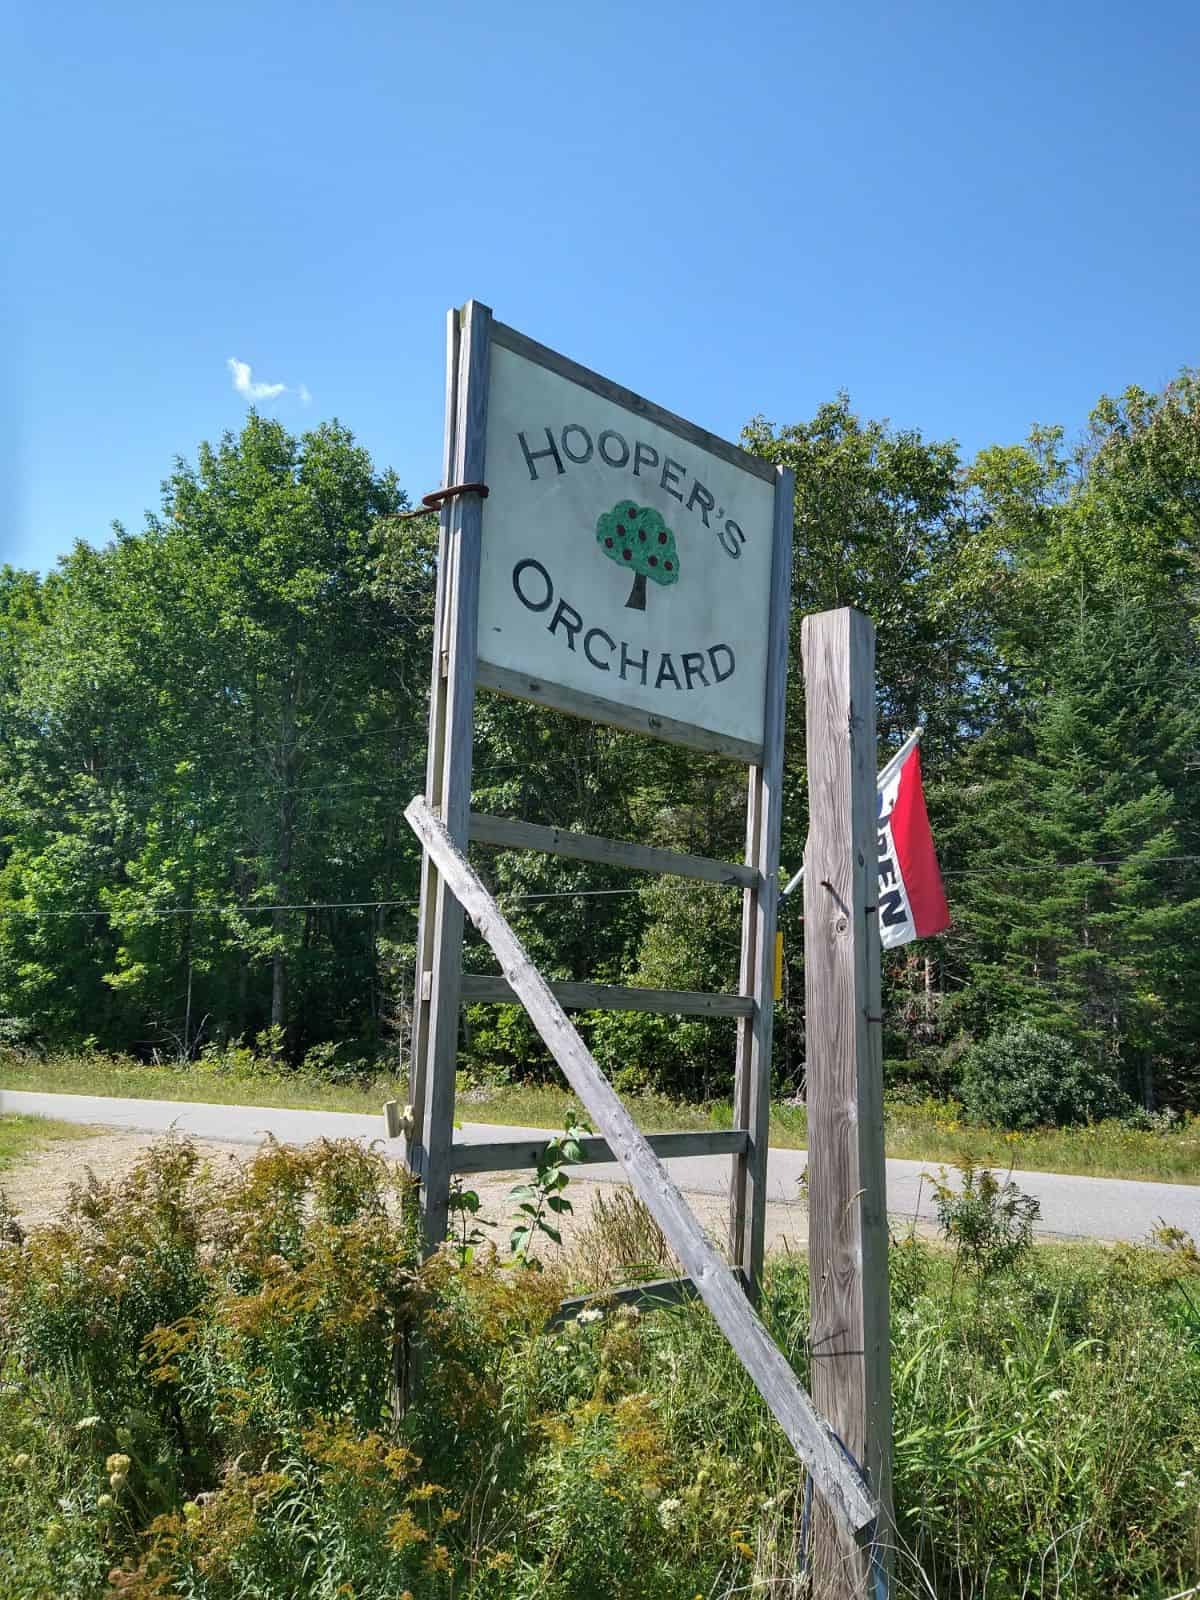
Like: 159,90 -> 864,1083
402,301 -> 892,1581
407,300 -> 793,1298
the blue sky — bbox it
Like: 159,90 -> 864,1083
5,0 -> 1198,573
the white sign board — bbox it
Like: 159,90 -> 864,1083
476,327 -> 781,761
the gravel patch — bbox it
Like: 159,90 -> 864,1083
0,1128 -> 815,1261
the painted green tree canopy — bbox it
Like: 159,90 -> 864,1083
595,500 -> 680,610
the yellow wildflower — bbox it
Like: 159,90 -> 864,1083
407,1480 -> 445,1502
386,1508 -> 428,1552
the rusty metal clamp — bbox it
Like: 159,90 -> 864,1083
397,482 -> 489,520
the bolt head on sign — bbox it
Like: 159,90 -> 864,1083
476,327 -> 780,753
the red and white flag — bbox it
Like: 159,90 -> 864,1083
875,729 -> 950,949
780,728 -> 950,947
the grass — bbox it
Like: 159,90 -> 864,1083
3,1047 -> 1198,1183
1,1134 -> 1198,1598
461,1079 -> 1200,1184
0,1113 -> 94,1173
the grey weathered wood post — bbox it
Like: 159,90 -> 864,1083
802,607 -> 893,1595
729,465 -> 793,1297
409,300 -> 491,1252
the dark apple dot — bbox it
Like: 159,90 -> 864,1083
622,549 -> 632,560
604,537 -> 613,548
639,530 -> 646,541
664,560 -> 673,571
658,531 -> 667,544
616,524 -> 625,536
649,556 -> 658,567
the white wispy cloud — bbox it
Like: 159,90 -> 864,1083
227,357 -> 307,404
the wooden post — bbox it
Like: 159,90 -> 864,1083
729,466 -> 793,1295
408,309 -> 460,1169
408,300 -> 492,1251
802,608 -> 892,1595
405,792 -> 879,1544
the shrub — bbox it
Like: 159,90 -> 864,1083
960,1022 -> 1128,1129
927,1159 -> 1040,1286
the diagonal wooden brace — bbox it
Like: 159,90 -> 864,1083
404,793 -> 880,1545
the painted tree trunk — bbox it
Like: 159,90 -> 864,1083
626,571 -> 648,610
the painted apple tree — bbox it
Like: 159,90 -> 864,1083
595,500 -> 680,609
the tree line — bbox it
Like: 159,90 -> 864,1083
2,377 -> 1199,1113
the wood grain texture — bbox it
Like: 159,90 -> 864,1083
802,608 -> 893,1595
728,466 -> 794,1295
408,306 -> 461,1193
728,764 -> 762,1273
415,300 -> 492,1252
489,320 -> 777,485
459,973 -> 754,1018
405,792 -> 878,1541
448,1128 -> 749,1175
468,812 -> 758,888
475,660 -> 763,766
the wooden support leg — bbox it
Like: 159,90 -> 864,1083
803,607 -> 893,1597
408,308 -> 461,1197
410,301 -> 492,1253
728,465 -> 793,1297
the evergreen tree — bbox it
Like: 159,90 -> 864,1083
946,596 -> 1200,1108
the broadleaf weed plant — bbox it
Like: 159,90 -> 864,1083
507,1117 -> 589,1268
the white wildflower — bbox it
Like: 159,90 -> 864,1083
657,1497 -> 683,1531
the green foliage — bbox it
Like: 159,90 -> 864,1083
1,1142 -> 1198,1597
507,1118 -> 589,1267
6,368 -> 1200,1116
926,1158 -> 1041,1285
446,1177 -> 493,1266
961,1022 -> 1128,1129
0,415 -> 425,1065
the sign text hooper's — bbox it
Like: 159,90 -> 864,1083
403,302 -> 892,1591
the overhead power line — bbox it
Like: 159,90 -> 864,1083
0,885 -> 653,921
4,851 -> 1200,923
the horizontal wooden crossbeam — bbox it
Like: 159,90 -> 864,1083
449,1128 -> 749,1175
459,973 -> 754,1018
476,659 -> 764,765
549,1274 -> 701,1327
469,812 -> 758,889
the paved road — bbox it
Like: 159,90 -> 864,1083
3,1088 -> 1197,1244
